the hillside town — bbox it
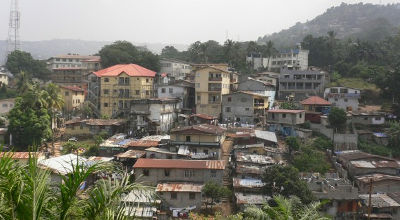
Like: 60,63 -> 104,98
2,1 -> 400,219
2,42 -> 400,219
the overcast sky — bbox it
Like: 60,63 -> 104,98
0,0 -> 399,44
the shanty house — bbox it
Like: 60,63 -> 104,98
156,182 -> 204,211
300,96 -> 331,123
133,158 -> 225,185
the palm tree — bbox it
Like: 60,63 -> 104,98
0,152 -> 148,220
243,195 -> 329,220
15,71 -> 32,95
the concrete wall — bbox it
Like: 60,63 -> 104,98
357,179 -> 400,194
158,85 -> 185,109
222,93 -> 254,124
60,88 -> 84,112
134,168 -> 224,186
160,60 -> 191,80
170,133 -> 223,143
310,123 -> 358,150
149,103 -> 176,133
266,112 -> 305,125
159,191 -> 202,210
0,74 -> 9,86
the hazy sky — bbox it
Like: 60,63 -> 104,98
1,0 -> 400,44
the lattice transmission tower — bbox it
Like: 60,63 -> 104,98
4,0 -> 21,64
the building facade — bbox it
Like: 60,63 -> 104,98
157,80 -> 195,111
278,67 -> 328,100
47,54 -> 101,72
93,64 -> 156,117
194,64 -> 231,117
130,98 -> 180,134
222,91 -> 270,125
160,58 -> 192,80
324,87 -> 361,111
60,86 -> 85,112
0,98 -> 15,115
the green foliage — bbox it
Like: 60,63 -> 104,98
312,137 -> 333,150
285,136 -> 300,155
99,41 -> 160,71
262,165 -> 314,204
358,141 -> 393,157
293,145 -> 330,174
202,181 -> 231,208
8,97 -> 51,147
328,107 -> 347,131
6,50 -> 51,80
0,85 -> 17,99
243,195 -> 329,220
279,101 -> 297,110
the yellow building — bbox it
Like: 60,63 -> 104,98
194,64 -> 231,117
94,64 -> 156,117
60,86 -> 85,112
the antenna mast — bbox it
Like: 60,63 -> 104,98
5,0 -> 21,63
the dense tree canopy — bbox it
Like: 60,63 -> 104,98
98,41 -> 160,71
262,165 -> 314,204
6,50 -> 51,80
328,107 -> 347,131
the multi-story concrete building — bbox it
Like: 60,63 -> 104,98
157,80 -> 195,112
194,64 -> 231,117
278,67 -> 328,100
93,64 -> 156,117
222,91 -> 270,125
237,78 -> 276,108
59,86 -> 85,112
160,58 -> 192,80
324,87 -> 361,111
47,54 -> 101,72
266,109 -> 305,126
130,98 -> 180,134
51,67 -> 85,85
246,46 -> 309,72
133,158 -> 225,185
156,182 -> 204,211
169,124 -> 226,160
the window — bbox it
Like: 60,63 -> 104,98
170,192 -> 177,200
245,108 -> 250,111
146,91 -> 149,95
164,169 -> 170,176
189,192 -> 196,200
282,114 -> 286,118
146,78 -> 149,83
169,88 -> 173,93
161,88 -> 166,93
210,170 -> 217,177
375,117 -> 381,120
103,89 -> 109,95
335,98 -> 338,102
344,98 -> 348,102
196,83 -> 200,88
104,103 -> 109,107
184,170 -> 194,178
136,90 -> 140,95
80,124 -> 83,130
104,78 -> 109,82
203,149 -> 209,154
227,97 -> 232,102
65,91 -> 69,96
186,136 -> 191,142
143,169 -> 149,176
2,104 -> 7,107
197,96 -> 201,103
226,107 -> 231,112
241,98 -> 247,102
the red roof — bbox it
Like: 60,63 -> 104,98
300,96 -> 331,105
133,158 -> 225,170
93,64 -> 156,77
60,85 -> 84,92
0,152 -> 44,159
191,113 -> 217,120
128,140 -> 159,148
267,109 -> 305,114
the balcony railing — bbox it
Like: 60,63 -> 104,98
208,77 -> 222,81
208,87 -> 222,91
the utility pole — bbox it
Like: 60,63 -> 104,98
4,0 -> 21,64
367,178 -> 373,220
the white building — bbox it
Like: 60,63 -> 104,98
160,58 -> 192,80
324,87 -> 361,111
0,67 -> 12,86
157,80 -> 195,111
47,54 -> 101,71
246,46 -> 309,72
0,98 -> 15,115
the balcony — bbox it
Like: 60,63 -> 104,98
208,87 -> 222,92
208,77 -> 222,81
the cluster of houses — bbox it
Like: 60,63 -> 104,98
0,46 -> 398,219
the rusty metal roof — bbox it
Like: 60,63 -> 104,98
133,158 -> 225,170
170,124 -> 226,135
156,182 -> 203,192
0,152 -> 44,159
115,150 -> 146,159
356,174 -> 400,184
128,140 -> 159,148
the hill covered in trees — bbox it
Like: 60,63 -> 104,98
258,3 -> 400,48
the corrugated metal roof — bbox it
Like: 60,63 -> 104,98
235,192 -> 270,205
300,96 -> 331,105
171,124 -> 226,135
114,150 -> 145,159
232,178 -> 265,188
235,152 -> 275,165
356,174 -> 400,183
38,154 -> 90,175
0,152 -> 44,159
254,130 -> 277,143
93,64 -> 156,77
156,182 -> 203,192
360,194 -> 400,208
133,158 -> 225,170
124,207 -> 156,218
267,109 -> 305,114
